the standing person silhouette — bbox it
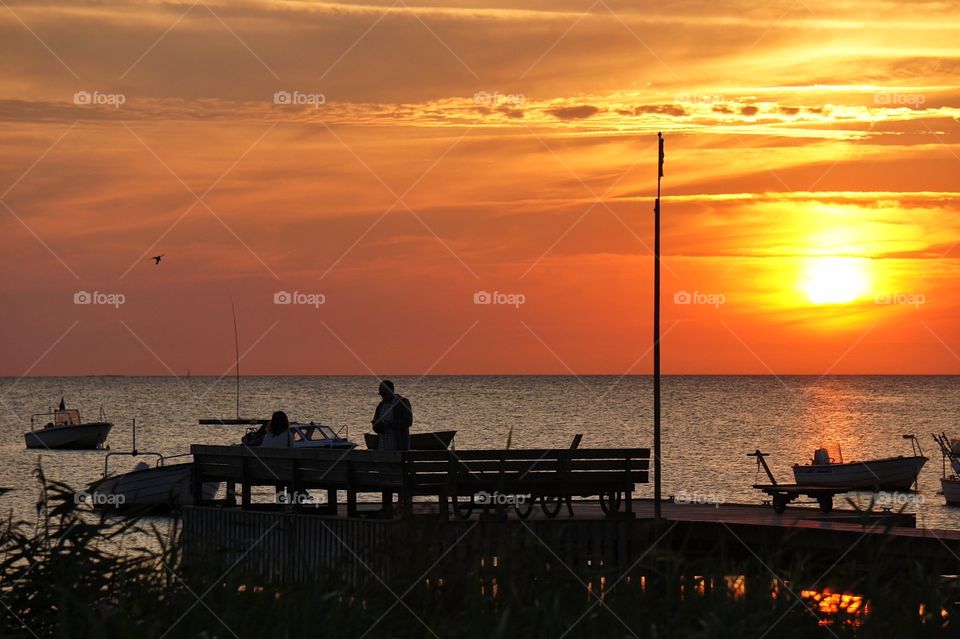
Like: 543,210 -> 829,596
371,380 -> 412,451
372,380 -> 413,517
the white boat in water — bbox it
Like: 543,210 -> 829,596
792,438 -> 926,491
24,401 -> 112,450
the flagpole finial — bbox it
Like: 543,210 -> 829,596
657,132 -> 665,179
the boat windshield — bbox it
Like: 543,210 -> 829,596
292,424 -> 340,442
317,425 -> 339,440
54,409 -> 81,426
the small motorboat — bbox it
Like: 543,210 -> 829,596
792,437 -> 927,491
364,430 -> 456,451
24,400 -> 112,450
86,420 -> 218,511
88,459 -> 219,511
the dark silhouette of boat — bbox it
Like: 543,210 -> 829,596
364,430 -> 456,451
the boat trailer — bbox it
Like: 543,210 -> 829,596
749,450 -> 848,514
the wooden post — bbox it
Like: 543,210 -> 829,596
241,455 -> 251,508
326,488 -> 338,515
191,458 -> 203,506
346,460 -> 358,518
401,453 -> 413,518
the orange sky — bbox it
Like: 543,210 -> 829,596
1,0 -> 958,375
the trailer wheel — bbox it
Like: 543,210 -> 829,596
599,491 -> 623,514
540,494 -> 563,518
514,496 -> 534,519
772,494 -> 788,514
452,493 -> 475,519
818,495 -> 833,513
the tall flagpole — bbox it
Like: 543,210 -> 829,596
654,132 -> 664,520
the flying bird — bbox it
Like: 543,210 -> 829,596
151,255 -> 164,265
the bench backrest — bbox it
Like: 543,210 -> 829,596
400,448 -> 650,489
191,445 -> 405,489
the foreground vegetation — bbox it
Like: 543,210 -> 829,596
0,471 -> 956,638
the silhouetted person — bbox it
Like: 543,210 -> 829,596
372,380 -> 412,517
261,410 -> 292,448
372,380 -> 412,451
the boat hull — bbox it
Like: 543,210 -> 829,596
24,422 -> 112,450
89,462 -> 218,510
364,430 -> 456,451
942,478 -> 960,506
792,455 -> 926,491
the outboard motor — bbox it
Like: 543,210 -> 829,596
813,447 -> 831,465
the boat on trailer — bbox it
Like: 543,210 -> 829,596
791,437 -> 927,491
932,433 -> 960,505
24,400 -> 112,450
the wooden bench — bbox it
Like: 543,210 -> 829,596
401,447 -> 650,519
191,445 -> 405,516
191,445 -> 650,519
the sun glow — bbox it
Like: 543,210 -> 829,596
800,257 -> 872,305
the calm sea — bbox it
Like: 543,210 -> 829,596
1,376 -> 958,528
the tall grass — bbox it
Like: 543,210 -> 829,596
0,467 -> 956,638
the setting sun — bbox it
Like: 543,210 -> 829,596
801,257 -> 872,305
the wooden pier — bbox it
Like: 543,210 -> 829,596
182,445 -> 960,585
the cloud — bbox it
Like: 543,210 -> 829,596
634,104 -> 688,117
546,105 -> 602,120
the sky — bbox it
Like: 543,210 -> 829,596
0,0 -> 958,376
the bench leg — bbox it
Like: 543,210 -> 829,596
440,489 -> 450,519
325,488 -> 338,515
347,490 -> 358,518
381,491 -> 395,517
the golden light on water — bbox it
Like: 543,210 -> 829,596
800,257 -> 872,305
